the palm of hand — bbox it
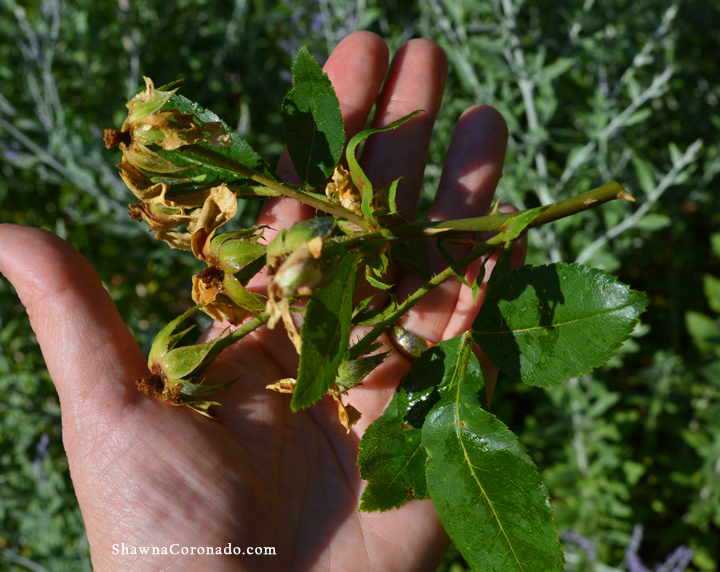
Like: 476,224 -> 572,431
79,322 -> 444,572
0,31 -> 513,572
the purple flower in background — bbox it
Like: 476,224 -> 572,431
346,12 -> 358,31
311,11 -> 326,32
2,146 -> 24,160
35,433 -> 51,459
625,524 -> 693,572
561,530 -> 598,562
626,525 -> 651,572
656,545 -> 694,572
32,433 -> 51,483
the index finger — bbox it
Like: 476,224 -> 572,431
253,32 -> 390,239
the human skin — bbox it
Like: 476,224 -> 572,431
0,32 -> 524,571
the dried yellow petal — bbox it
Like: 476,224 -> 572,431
190,184 -> 238,261
129,201 -> 194,231
337,401 -> 362,433
191,271 -> 252,325
266,378 -> 297,394
325,164 -> 363,216
154,229 -> 192,251
118,157 -> 169,202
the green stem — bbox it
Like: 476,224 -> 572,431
192,183 -> 633,362
348,242 -> 497,360
184,145 -> 370,229
201,311 -> 270,366
180,145 -> 630,244
225,312 -> 270,344
390,181 -> 633,240
231,185 -> 283,198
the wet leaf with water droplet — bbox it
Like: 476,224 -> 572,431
358,334 -> 483,511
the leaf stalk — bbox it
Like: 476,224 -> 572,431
183,144 -> 370,228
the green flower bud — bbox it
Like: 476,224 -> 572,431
271,243 -> 325,298
138,306 -> 238,418
209,227 -> 267,274
265,234 -> 345,339
266,218 -> 336,271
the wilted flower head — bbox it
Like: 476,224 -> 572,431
265,218 -> 340,348
137,306 -> 238,418
325,164 -> 386,217
124,174 -> 237,255
104,77 -> 231,174
104,78 -> 243,256
325,164 -> 363,216
188,184 -> 238,260
266,217 -> 338,298
190,227 -> 268,325
192,269 -> 250,326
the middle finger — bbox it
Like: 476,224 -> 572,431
360,38 -> 448,220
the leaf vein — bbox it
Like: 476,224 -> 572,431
454,392 -> 526,571
474,302 -> 643,336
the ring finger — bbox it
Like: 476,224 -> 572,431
395,104 -> 509,343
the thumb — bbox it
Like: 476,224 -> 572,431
0,224 -> 147,439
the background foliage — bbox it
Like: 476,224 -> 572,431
1,0 -> 718,570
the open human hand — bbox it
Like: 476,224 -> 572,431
0,31 -> 521,571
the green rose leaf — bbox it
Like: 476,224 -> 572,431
281,46 -> 345,189
345,110 -> 422,227
165,93 -> 274,175
148,93 -> 276,196
352,295 -> 399,327
390,239 -> 430,281
358,333 -> 483,511
423,379 -> 564,572
473,262 -> 649,387
357,389 -> 428,512
292,252 -> 359,411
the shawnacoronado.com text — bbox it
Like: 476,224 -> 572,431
112,543 -> 276,556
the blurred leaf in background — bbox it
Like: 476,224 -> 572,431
1,0 -> 719,570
